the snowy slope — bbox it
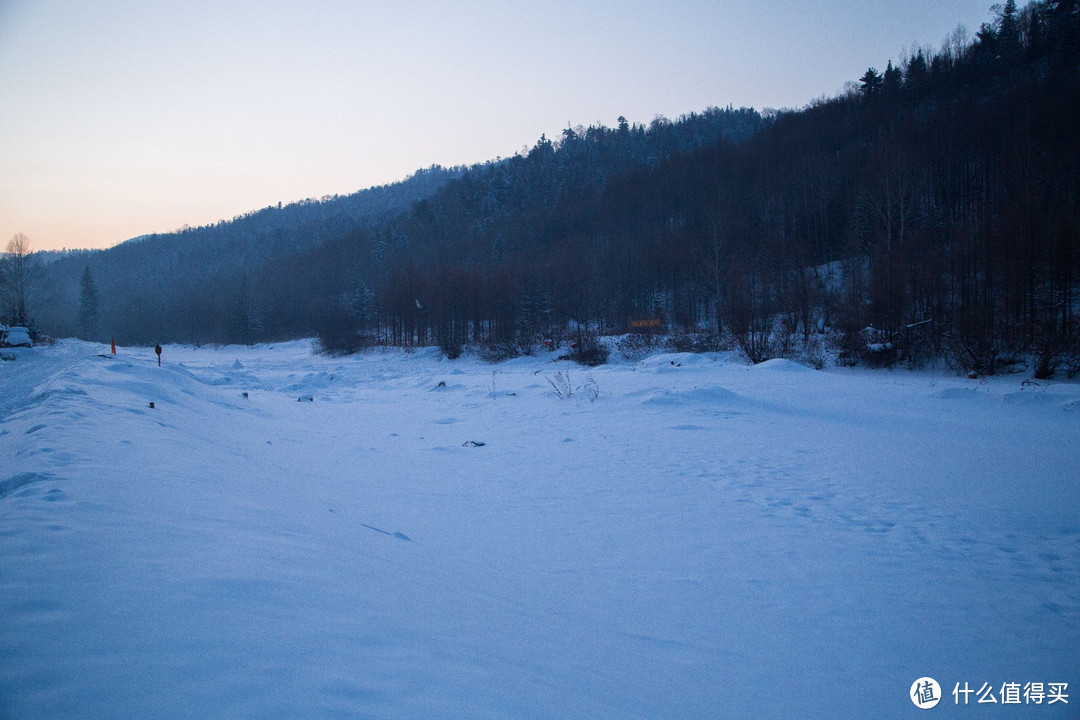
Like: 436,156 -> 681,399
1,341 -> 1077,718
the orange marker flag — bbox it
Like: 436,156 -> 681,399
111,337 -> 116,355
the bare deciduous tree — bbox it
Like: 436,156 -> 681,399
3,233 -> 36,327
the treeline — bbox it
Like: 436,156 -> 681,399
33,0 -> 1080,376
349,0 -> 1079,376
284,106 -> 766,355
34,107 -> 765,347
301,0 -> 1079,376
33,166 -> 464,343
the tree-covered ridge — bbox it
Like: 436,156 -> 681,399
32,165 -> 464,341
33,107 -> 765,345
298,0 -> 1078,374
28,0 -> 1080,376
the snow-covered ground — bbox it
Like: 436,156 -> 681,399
1,340 -> 1077,718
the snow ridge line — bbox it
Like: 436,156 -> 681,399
0,472 -> 57,498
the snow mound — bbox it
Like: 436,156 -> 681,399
638,353 -> 719,370
1003,390 -> 1057,406
499,354 -> 556,370
0,472 -> 56,498
283,371 -> 337,392
933,387 -> 986,401
404,346 -> 447,362
640,385 -> 739,407
751,358 -> 814,372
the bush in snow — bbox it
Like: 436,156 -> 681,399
943,329 -> 1024,377
315,290 -> 374,356
1030,311 -> 1080,379
615,333 -> 660,361
439,336 -> 463,360
569,330 -> 608,366
546,371 -> 599,401
478,337 -> 523,363
666,331 -> 728,354
547,370 -> 574,399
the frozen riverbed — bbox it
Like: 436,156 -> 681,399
1,340 -> 1077,718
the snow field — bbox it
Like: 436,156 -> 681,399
1,341 -> 1078,718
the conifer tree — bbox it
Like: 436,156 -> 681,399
998,0 -> 1022,63
859,67 -> 884,96
77,266 -> 100,339
883,61 -> 903,96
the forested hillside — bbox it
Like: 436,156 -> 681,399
31,107 -> 765,347
30,166 -> 463,343
24,0 -> 1080,376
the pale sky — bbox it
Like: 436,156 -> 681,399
1,0 -> 996,251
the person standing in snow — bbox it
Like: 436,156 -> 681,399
155,344 -> 162,367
